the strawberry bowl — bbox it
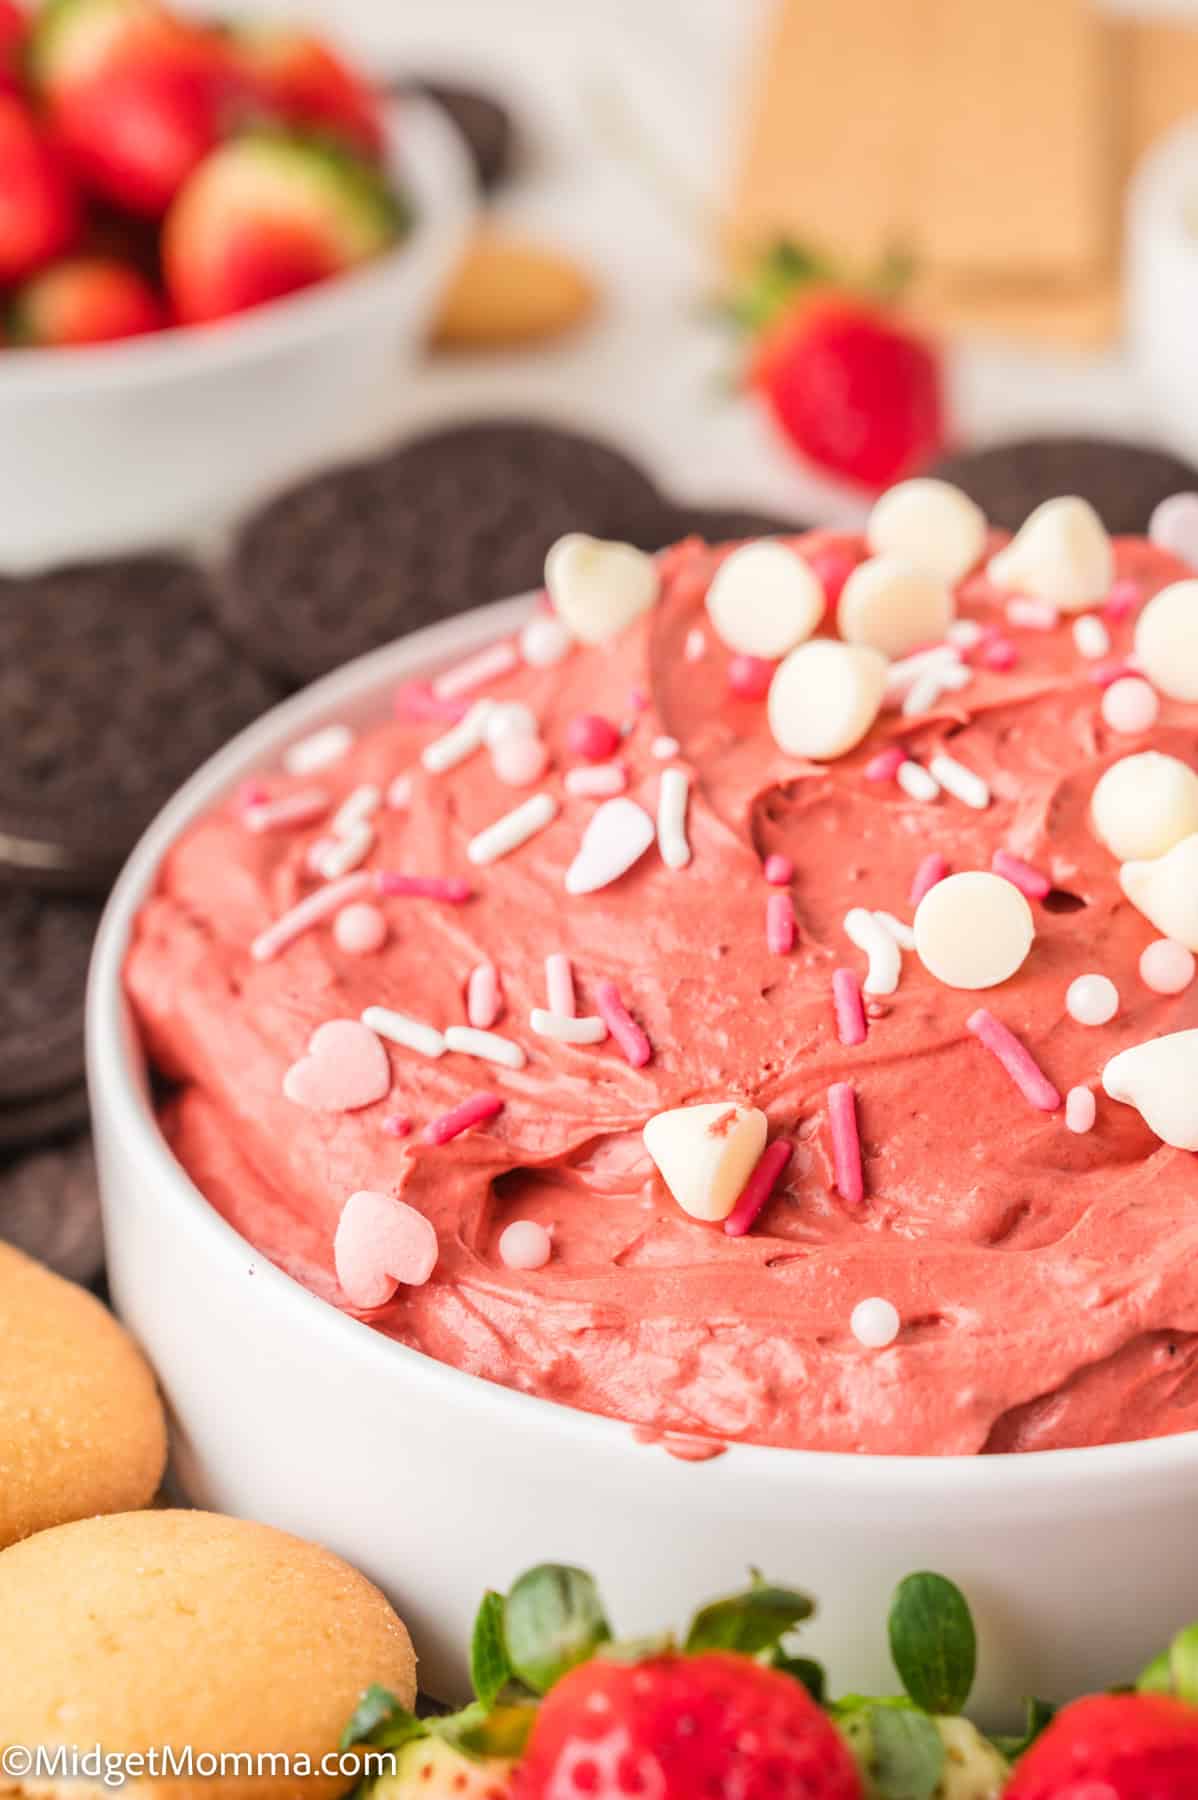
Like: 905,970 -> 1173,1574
0,96 -> 473,573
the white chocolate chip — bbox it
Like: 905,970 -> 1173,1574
913,870 -> 1035,990
838,555 -> 955,659
544,534 -> 659,645
768,640 -> 888,762
866,479 -> 986,583
1120,834 -> 1198,951
704,540 -> 824,659
1134,578 -> 1198,701
986,497 -> 1114,613
642,1102 -> 768,1223
1103,1029 -> 1198,1150
1090,752 -> 1198,862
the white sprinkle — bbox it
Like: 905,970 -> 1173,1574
306,836 -> 335,874
313,821 -> 374,879
468,792 -> 558,866
444,1025 -> 527,1070
896,759 -> 941,802
565,761 -> 627,798
872,910 -> 916,951
386,772 -> 413,811
652,735 -> 681,760
467,962 -> 500,1028
520,613 -> 573,668
565,797 -> 656,895
946,618 -> 984,650
433,640 -> 518,700
1066,973 -> 1119,1027
284,723 -> 353,776
884,644 -> 960,705
928,753 -> 990,810
545,952 -> 575,1018
422,700 -> 495,774
530,1009 -> 607,1045
845,907 -> 902,995
851,1297 -> 900,1348
361,1005 -> 445,1059
657,768 -> 691,870
902,662 -> 971,717
1006,597 -> 1059,631
1065,1086 -> 1097,1134
685,626 -> 707,662
1072,613 -> 1111,661
243,788 -> 329,833
331,783 -> 382,837
484,702 -> 538,746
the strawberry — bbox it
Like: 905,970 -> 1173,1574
0,94 -> 81,283
227,23 -> 383,158
9,255 -> 164,346
0,0 -> 26,96
374,1736 -> 514,1799
162,131 -> 402,325
515,1651 -> 862,1800
1004,1692 -> 1198,1799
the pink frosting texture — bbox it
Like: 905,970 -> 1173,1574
126,529 -> 1198,1456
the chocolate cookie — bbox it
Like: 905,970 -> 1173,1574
0,556 -> 281,892
632,503 -> 809,549
399,79 -> 516,191
0,887 -> 102,1106
930,436 -> 1198,536
222,420 -> 665,686
0,1134 -> 103,1285
0,1083 -> 90,1154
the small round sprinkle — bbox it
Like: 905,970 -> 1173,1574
334,902 -> 388,956
981,636 -> 1017,671
1140,938 -> 1196,995
382,1113 -> 412,1138
1065,1087 -> 1097,1134
1105,577 -> 1142,622
652,735 -> 681,760
1066,973 -> 1119,1026
1102,675 -> 1160,735
484,702 -> 538,746
521,614 -> 573,667
727,654 -> 776,701
567,713 -> 621,762
498,1220 -> 553,1270
763,853 -> 793,886
492,734 -> 550,787
851,1297 -> 900,1349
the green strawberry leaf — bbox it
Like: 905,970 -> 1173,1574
598,1633 -> 677,1664
432,1700 -> 538,1760
1138,1622 -> 1198,1703
766,1650 -> 827,1705
684,1571 -> 814,1657
470,1590 -> 514,1708
868,1704 -> 946,1800
992,1695 -> 1056,1760
888,1573 -> 976,1715
339,1685 -> 424,1753
503,1564 -> 612,1694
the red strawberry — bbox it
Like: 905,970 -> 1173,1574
162,131 -> 402,326
515,1652 -> 862,1800
0,94 -> 81,283
9,254 -> 164,346
1005,1692 -> 1198,1799
227,24 -> 383,158
0,0 -> 26,96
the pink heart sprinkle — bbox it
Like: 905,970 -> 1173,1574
334,1189 -> 439,1308
282,1019 -> 390,1112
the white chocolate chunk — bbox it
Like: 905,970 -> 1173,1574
913,870 -> 1035,990
838,555 -> 955,659
545,533 -> 659,645
1120,833 -> 1198,951
704,540 -> 824,659
866,478 -> 986,583
1091,752 -> 1198,862
1134,579 -> 1198,702
564,797 -> 655,896
768,640 -> 888,762
986,497 -> 1113,613
642,1102 -> 768,1223
1103,1029 -> 1198,1150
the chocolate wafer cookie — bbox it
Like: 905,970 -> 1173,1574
0,887 -> 101,1106
222,420 -> 664,686
0,556 -> 281,892
0,1084 -> 91,1154
930,436 -> 1198,536
0,1134 -> 103,1285
398,79 -> 516,192
631,503 -> 809,549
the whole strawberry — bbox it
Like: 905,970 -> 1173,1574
228,23 -> 383,159
515,1652 -> 862,1800
0,94 -> 81,283
1004,1692 -> 1198,1799
9,255 -> 164,346
0,0 -> 26,96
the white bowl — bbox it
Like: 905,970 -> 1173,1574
88,597 -> 1198,1723
1128,118 -> 1198,470
0,98 -> 473,573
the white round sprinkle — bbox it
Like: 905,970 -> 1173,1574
845,908 -> 902,996
1103,1029 -> 1198,1149
643,1102 -> 767,1223
839,555 -> 955,659
1136,578 -> 1198,701
565,796 -> 655,895
1091,752 -> 1198,863
705,540 -> 824,659
652,735 -> 681,761
1072,613 -> 1111,661
914,870 -> 1035,990
529,1010 -> 607,1045
521,613 -> 573,668
657,768 -> 691,870
867,478 -> 986,583
946,618 -> 984,650
1066,973 -> 1119,1026
768,640 -> 888,762
284,723 -> 353,777
443,1025 -> 527,1070
484,702 -> 539,747
1065,1087 -> 1097,1134
896,760 -> 940,802
684,626 -> 707,662
468,792 -> 559,867
1120,834 -> 1198,950
928,753 -> 990,811
851,1297 -> 900,1349
987,496 -> 1113,613
1102,676 -> 1160,735
498,1220 -> 552,1270
545,533 -> 658,645
1140,939 -> 1196,995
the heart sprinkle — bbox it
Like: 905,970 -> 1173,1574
334,1189 -> 438,1308
283,1020 -> 390,1112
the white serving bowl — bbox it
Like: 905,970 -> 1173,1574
0,98 -> 473,573
89,597 -> 1198,1722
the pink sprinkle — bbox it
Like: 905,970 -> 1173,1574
910,852 -> 949,907
545,951 -> 575,1017
237,779 -> 269,813
1105,578 -> 1142,622
243,788 -> 330,834
422,1092 -> 504,1146
980,636 -> 1017,672
724,1138 -> 793,1237
594,978 -> 652,1067
967,1008 -> 1061,1112
567,713 -> 621,762
382,1113 -> 412,1138
333,901 -> 388,955
498,1220 -> 553,1270
766,892 -> 797,954
627,687 -> 648,713
395,681 -> 469,724
832,967 -> 867,1047
991,849 -> 1051,900
763,853 -> 793,886
433,640 -> 519,700
467,961 -> 501,1028
375,871 -> 472,903
1089,656 -> 1136,689
251,872 -> 373,961
727,654 -> 776,701
828,1082 -> 864,1207
565,761 -> 627,798
865,746 -> 905,783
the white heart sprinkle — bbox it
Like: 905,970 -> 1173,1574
564,797 -> 656,896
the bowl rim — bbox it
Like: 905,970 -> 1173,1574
0,95 -> 467,396
87,592 -> 1198,1499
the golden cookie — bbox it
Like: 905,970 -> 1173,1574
0,1510 -> 417,1800
433,228 -> 596,348
0,1243 -> 166,1548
